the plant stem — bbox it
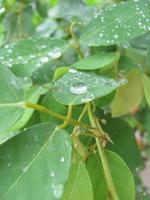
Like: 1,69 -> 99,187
59,104 -> 73,128
25,102 -> 84,127
69,21 -> 84,59
87,103 -> 119,200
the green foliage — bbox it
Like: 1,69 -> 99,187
81,0 -> 150,46
0,0 -> 150,199
87,150 -> 135,200
54,70 -> 122,105
0,123 -> 72,200
62,163 -> 93,200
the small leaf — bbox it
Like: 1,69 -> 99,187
0,65 -> 24,133
57,0 -> 94,23
9,86 -> 45,131
80,0 -> 150,46
87,153 -> 107,200
53,67 -> 69,81
61,163 -> 93,200
0,123 -> 72,200
143,74 -> 150,107
104,118 -> 141,171
3,7 -> 35,42
53,71 -> 121,105
111,70 -> 143,117
87,150 -> 135,200
0,37 -> 68,77
40,92 -> 68,124
72,52 -> 119,71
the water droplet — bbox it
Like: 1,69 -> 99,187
7,163 -> 11,167
17,56 -> 23,60
70,82 -> 87,95
119,78 -> 128,85
69,68 -> 77,73
40,57 -> 49,63
81,94 -> 94,103
50,171 -> 55,177
8,49 -> 12,54
48,47 -> 61,59
52,184 -> 64,199
30,54 -> 36,59
114,34 -> 119,39
60,157 -> 65,162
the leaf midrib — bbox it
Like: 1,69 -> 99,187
1,126 -> 57,199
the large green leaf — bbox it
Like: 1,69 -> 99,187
80,0 -> 150,46
72,52 -> 119,71
104,118 -> 141,171
0,37 -> 68,77
111,70 -> 143,117
0,123 -> 72,200
143,74 -> 150,107
0,65 -> 24,133
53,71 -> 121,105
61,163 -> 93,200
87,150 -> 135,200
87,153 -> 107,200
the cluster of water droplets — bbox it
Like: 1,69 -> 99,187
55,68 -> 125,104
47,133 -> 72,199
82,0 -> 150,46
48,152 -> 67,199
0,38 -> 62,73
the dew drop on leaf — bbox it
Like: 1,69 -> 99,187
70,82 -> 87,95
60,157 -> 65,162
69,68 -> 77,73
7,163 -> 11,167
48,47 -> 62,59
40,57 -> 49,63
52,184 -> 64,199
81,94 -> 94,103
50,171 -> 55,177
118,78 -> 128,85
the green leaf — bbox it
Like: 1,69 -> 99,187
3,6 -> 35,42
53,71 -> 121,105
53,67 -> 69,81
130,32 -> 150,50
95,91 -> 116,107
9,86 -> 45,131
0,123 -> 72,200
57,0 -> 94,23
84,0 -> 102,6
80,0 -> 150,46
87,150 -> 135,200
72,52 -> 119,71
31,61 -> 55,84
40,92 -> 68,124
143,74 -> 150,107
104,118 -> 141,171
87,153 -> 107,200
61,163 -> 93,200
0,66 -> 24,133
0,37 -> 68,77
111,70 -> 143,117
